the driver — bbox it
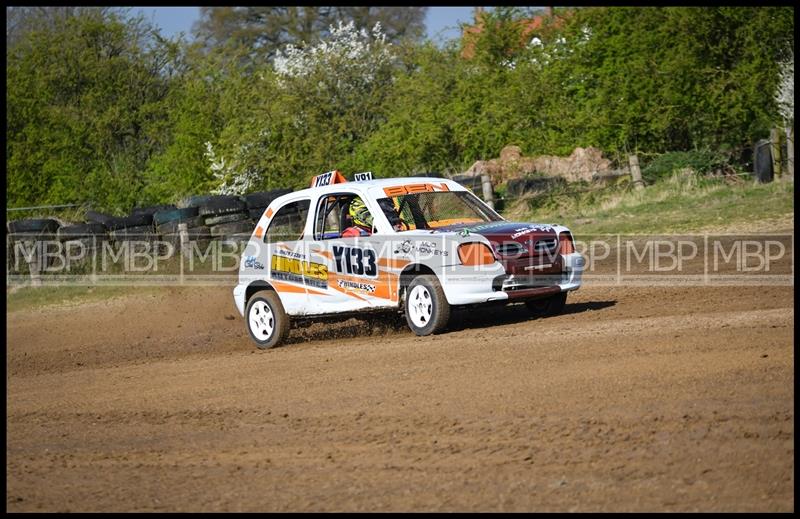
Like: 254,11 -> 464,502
341,197 -> 408,237
341,197 -> 374,237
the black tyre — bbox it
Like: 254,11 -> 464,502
110,225 -> 156,241
57,223 -> 107,240
210,221 -> 253,237
243,189 -> 292,209
132,204 -> 177,216
199,197 -> 247,217
7,218 -> 60,235
155,215 -> 206,234
153,207 -> 199,226
85,210 -> 116,228
184,194 -> 220,208
249,207 -> 269,220
204,212 -> 249,226
86,211 -> 153,231
404,275 -> 451,336
525,292 -> 567,317
245,290 -> 290,349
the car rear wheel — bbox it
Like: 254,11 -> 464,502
246,290 -> 290,349
404,275 -> 450,336
525,292 -> 567,317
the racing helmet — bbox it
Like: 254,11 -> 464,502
349,197 -> 373,230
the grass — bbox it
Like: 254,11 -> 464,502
504,172 -> 794,236
6,284 -> 164,314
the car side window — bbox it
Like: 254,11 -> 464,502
265,199 -> 310,243
314,194 -> 361,240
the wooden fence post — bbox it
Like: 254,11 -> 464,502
770,127 -> 782,179
480,173 -> 495,209
28,240 -> 42,287
178,222 -> 190,259
628,154 -> 644,190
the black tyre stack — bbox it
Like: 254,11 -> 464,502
7,219 -> 62,271
244,189 -> 292,223
152,206 -> 205,251
57,222 -> 109,260
195,195 -> 252,243
86,210 -> 156,253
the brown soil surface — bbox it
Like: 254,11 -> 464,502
6,240 -> 794,511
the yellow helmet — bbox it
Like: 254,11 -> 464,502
349,197 -> 373,229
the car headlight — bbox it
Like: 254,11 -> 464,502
458,242 -> 496,265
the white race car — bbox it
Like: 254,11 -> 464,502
233,171 -> 584,348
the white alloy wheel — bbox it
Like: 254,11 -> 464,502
408,284 -> 433,328
248,299 -> 275,341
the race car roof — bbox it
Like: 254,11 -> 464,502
289,176 -> 467,200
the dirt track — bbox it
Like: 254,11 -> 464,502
6,239 -> 795,511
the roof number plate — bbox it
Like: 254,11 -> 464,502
353,171 -> 373,182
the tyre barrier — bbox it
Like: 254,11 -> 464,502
204,212 -> 250,226
153,207 -> 200,226
132,204 -> 177,216
86,211 -> 154,231
209,220 -> 253,237
7,218 -> 61,235
198,197 -> 247,217
243,189 -> 292,209
155,215 -> 205,235
56,222 -> 107,240
109,225 -> 157,242
248,207 -> 268,220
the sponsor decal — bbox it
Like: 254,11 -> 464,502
332,245 -> 378,277
337,279 -> 376,293
393,240 -> 449,257
511,225 -> 554,239
244,256 -> 264,270
383,182 -> 450,197
271,255 -> 328,289
275,248 -> 305,259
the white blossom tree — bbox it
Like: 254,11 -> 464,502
775,51 -> 793,126
207,20 -> 398,194
775,51 -> 794,176
204,141 -> 260,195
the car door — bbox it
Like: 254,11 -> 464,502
307,191 -> 398,314
261,197 -> 314,315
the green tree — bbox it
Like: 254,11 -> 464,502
6,9 -> 180,212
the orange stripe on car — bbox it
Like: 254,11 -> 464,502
377,257 -> 410,270
271,280 -> 329,296
327,270 -> 399,302
254,226 -> 264,238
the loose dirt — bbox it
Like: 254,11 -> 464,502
6,237 -> 794,511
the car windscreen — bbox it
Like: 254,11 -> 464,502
378,191 -> 501,231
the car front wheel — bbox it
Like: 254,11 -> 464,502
404,275 -> 451,336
